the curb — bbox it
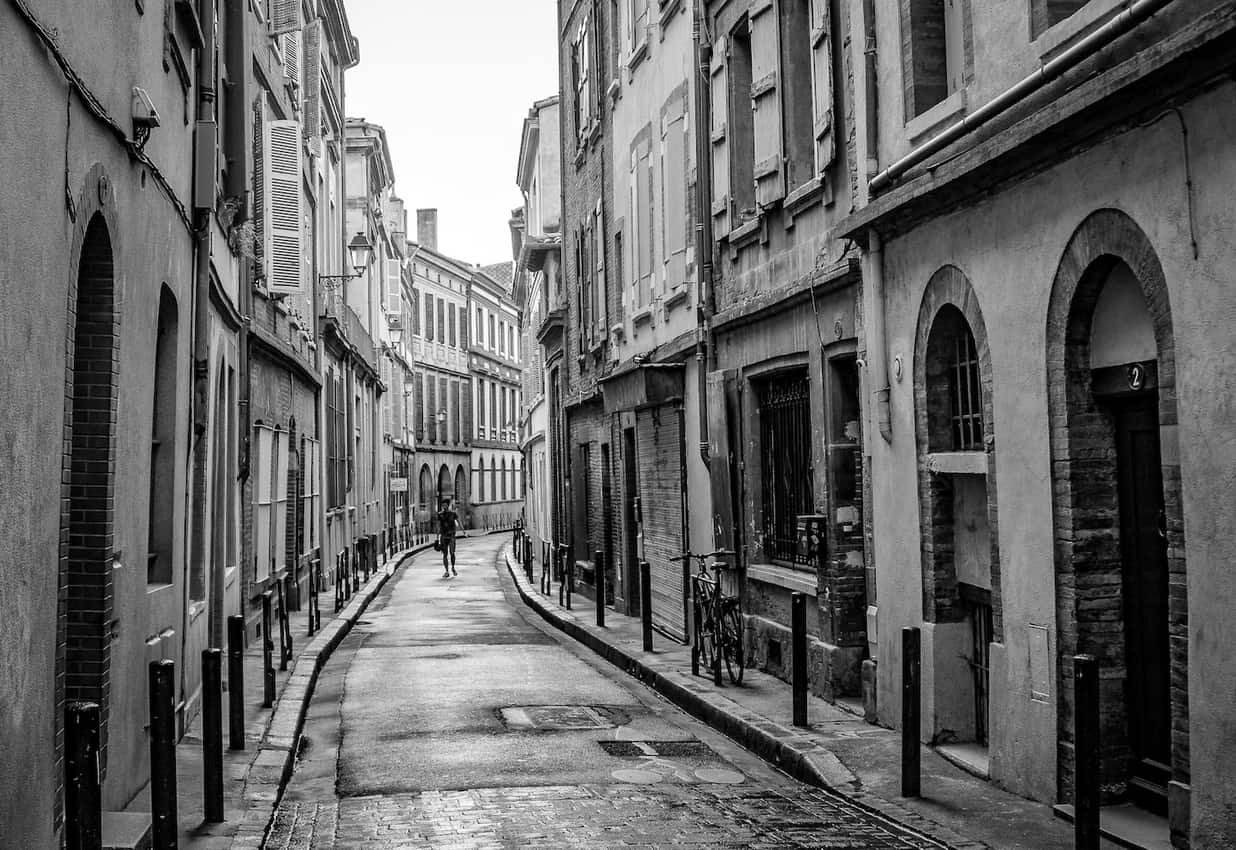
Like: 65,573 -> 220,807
231,542 -> 434,849
502,550 -> 986,850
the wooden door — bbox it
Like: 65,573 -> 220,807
1114,397 -> 1170,811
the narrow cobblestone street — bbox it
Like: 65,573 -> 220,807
264,535 -> 945,849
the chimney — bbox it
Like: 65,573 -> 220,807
416,208 -> 438,251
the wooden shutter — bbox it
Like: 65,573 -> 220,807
749,0 -> 785,206
707,370 -> 738,553
265,119 -> 303,293
809,0 -> 835,175
303,19 -> 322,155
268,0 -> 301,35
385,258 -> 402,314
594,200 -> 606,339
281,31 -> 301,90
662,104 -> 687,283
709,38 -> 730,237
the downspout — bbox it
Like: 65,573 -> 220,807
225,0 -> 251,483
693,7 -> 715,467
863,0 -> 879,178
869,0 -> 1175,193
865,229 -> 892,443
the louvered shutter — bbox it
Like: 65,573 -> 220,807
303,19 -> 322,155
594,200 -> 606,338
461,380 -> 472,444
282,31 -> 301,90
269,0 -> 301,35
414,371 -> 424,441
809,0 -> 835,176
252,95 -> 267,280
709,38 -> 730,237
265,119 -> 304,293
273,429 -> 289,571
385,259 -> 402,314
427,376 -> 437,443
749,0 -> 785,206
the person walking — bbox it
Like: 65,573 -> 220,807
437,498 -> 460,577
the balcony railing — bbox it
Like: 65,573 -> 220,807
322,289 -> 378,372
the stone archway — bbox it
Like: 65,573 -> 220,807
418,464 -> 433,514
1046,209 -> 1187,822
912,264 -> 1002,748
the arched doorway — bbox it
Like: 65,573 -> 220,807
437,464 -> 453,507
913,265 -> 1001,751
454,465 -> 467,509
418,464 -> 433,515
1047,210 -> 1186,818
59,213 -> 119,775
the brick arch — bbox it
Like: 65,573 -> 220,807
54,167 -> 123,826
912,264 -> 1003,639
1045,208 -> 1188,805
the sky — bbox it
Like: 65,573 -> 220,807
344,1 -> 560,267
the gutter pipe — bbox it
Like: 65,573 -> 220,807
864,229 -> 892,443
869,0 -> 1175,194
693,7 -> 715,467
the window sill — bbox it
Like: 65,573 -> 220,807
1033,0 -> 1126,60
631,306 -> 654,327
607,78 -> 621,105
783,178 -> 828,224
905,88 -> 968,147
663,287 -> 689,313
728,216 -> 763,253
747,562 -> 817,596
658,0 -> 683,33
627,39 -> 649,73
925,450 -> 987,475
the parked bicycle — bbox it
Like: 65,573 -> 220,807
678,549 -> 744,684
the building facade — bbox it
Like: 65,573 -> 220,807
514,96 -> 564,562
470,264 -> 526,528
836,1 -> 1236,844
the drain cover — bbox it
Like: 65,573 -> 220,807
498,705 -> 630,731
598,740 -> 713,758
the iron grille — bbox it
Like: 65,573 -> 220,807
758,373 -> 813,566
950,329 -> 983,450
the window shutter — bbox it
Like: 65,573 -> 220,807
385,259 -> 402,314
281,31 -> 301,91
303,19 -> 322,155
269,0 -> 301,35
274,429 -> 289,571
594,201 -> 606,339
809,0 -> 835,175
709,38 -> 730,237
414,371 -> 424,442
749,0 -> 785,206
264,119 -> 304,294
461,379 -> 473,443
252,95 -> 267,281
427,375 -> 437,443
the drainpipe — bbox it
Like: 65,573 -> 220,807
863,0 -> 879,178
864,229 -> 892,443
869,0 -> 1175,193
693,7 -> 715,467
225,0 -> 251,482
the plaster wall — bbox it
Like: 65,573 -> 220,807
866,88 -> 1236,820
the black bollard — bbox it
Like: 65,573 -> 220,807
566,558 -> 574,610
66,701 -> 102,850
595,549 -> 605,627
276,573 -> 289,672
691,581 -> 700,677
1074,654 -> 1100,850
148,660 -> 178,849
901,626 -> 921,798
261,592 -> 275,708
202,648 -> 224,823
227,616 -> 245,750
558,545 -> 565,606
792,592 -> 808,727
640,560 -> 653,652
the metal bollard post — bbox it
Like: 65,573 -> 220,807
202,648 -> 224,823
1074,654 -> 1100,850
690,582 -> 700,677
66,701 -> 102,850
227,616 -> 245,750
595,548 -> 605,627
712,577 -> 723,686
640,560 -> 653,652
792,592 -> 808,727
557,545 -> 565,606
261,592 -> 275,708
901,626 -> 921,798
148,660 -> 178,849
566,558 -> 574,610
276,573 -> 289,672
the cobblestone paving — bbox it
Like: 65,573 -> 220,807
267,783 -> 947,849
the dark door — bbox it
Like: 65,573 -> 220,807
1114,397 -> 1170,811
623,428 -> 639,616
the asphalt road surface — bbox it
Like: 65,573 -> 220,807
264,534 -> 943,849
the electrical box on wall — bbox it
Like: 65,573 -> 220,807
193,120 -> 217,211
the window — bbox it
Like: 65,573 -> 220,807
592,202 -> 606,337
630,0 -> 649,57
476,306 -> 484,346
459,305 -> 468,347
1031,0 -> 1090,38
757,371 -> 813,566
254,424 -> 289,581
571,16 -> 594,142
902,0 -> 970,119
779,0 -> 814,191
501,458 -> 508,500
477,377 -> 486,439
499,320 -> 506,356
630,142 -> 653,308
489,314 -> 496,351
949,321 -> 982,450
727,20 -> 756,221
478,457 -> 486,501
490,382 -> 498,434
147,288 -> 178,584
448,304 -> 457,347
452,381 -> 461,444
425,293 -> 435,342
437,298 -> 446,343
613,230 -> 624,325
301,436 -> 320,556
660,100 -> 687,288
924,305 -> 984,451
326,370 -> 345,509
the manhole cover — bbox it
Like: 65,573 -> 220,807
498,705 -> 630,731
598,740 -> 712,758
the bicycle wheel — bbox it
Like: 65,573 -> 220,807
696,611 -> 718,673
721,606 -> 745,683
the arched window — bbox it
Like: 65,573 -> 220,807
924,305 -> 983,452
147,286 -> 178,584
501,457 -> 508,500
478,457 -> 486,502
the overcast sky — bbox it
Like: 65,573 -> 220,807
343,2 -> 559,267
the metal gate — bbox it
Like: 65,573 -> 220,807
967,593 -> 993,746
636,404 -> 686,640
757,373 -> 813,564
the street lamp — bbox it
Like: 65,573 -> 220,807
319,232 -> 373,289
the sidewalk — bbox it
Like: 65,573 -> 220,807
120,539 -> 433,850
502,547 -> 1122,850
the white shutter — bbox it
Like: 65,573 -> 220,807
265,120 -> 304,293
282,30 -> 301,91
709,38 -> 730,236
385,259 -> 402,314
749,0 -> 785,206
268,0 -> 301,35
303,19 -> 322,155
809,0 -> 835,176
594,201 -> 606,339
252,95 -> 267,278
